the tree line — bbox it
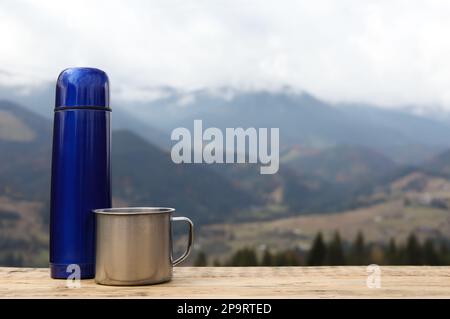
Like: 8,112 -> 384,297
194,231 -> 450,266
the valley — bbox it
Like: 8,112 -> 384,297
193,171 -> 450,263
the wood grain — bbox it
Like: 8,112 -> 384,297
1,266 -> 450,298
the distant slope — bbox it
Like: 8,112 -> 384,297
0,100 -> 258,225
4,84 -> 450,163
0,100 -> 51,201
209,145 -> 400,216
0,82 -> 172,149
284,145 -> 398,184
0,100 -> 51,266
111,107 -> 171,150
423,148 -> 450,177
111,130 -> 258,223
338,105 -> 450,163
124,89 -> 450,163
145,91 -> 411,148
199,199 -> 450,259
339,104 -> 450,146
0,100 -> 51,143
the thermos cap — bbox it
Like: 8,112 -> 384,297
55,67 -> 110,110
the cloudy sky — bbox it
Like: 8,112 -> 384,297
1,0 -> 450,109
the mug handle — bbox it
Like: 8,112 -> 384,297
171,216 -> 194,266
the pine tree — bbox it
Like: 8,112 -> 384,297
350,231 -> 366,265
307,232 -> 327,266
261,249 -> 273,266
273,252 -> 288,266
438,241 -> 450,265
194,251 -> 208,266
422,239 -> 440,265
406,233 -> 422,265
326,231 -> 346,265
228,248 -> 259,266
386,238 -> 398,265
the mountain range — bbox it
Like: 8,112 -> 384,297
2,87 -> 450,265
0,100 -> 257,225
3,85 -> 450,163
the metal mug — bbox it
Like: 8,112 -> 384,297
93,207 -> 193,286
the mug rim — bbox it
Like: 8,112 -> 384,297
93,207 -> 175,215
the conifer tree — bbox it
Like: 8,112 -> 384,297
386,238 -> 398,265
350,231 -> 366,265
326,231 -> 346,265
229,247 -> 258,266
422,238 -> 440,265
307,232 -> 327,266
406,233 -> 422,265
194,251 -> 208,266
261,249 -> 273,266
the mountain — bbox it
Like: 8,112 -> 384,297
0,100 -> 51,143
4,84 -> 450,163
111,107 -> 171,150
0,100 -> 51,201
337,105 -> 450,163
422,148 -> 450,177
338,104 -> 450,146
118,89 -> 450,163
111,130 -> 258,223
0,100 -> 51,266
0,84 -> 171,149
1,99 -> 408,229
198,149 -> 450,261
133,90 -> 406,147
206,144 -> 402,217
284,145 -> 398,184
0,100 -> 259,266
0,100 -> 258,225
4,94 -> 450,266
0,83 -> 54,118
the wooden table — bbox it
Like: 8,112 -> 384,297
1,266 -> 450,298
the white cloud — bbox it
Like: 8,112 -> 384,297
1,0 -> 450,109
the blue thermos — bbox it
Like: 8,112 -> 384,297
50,67 -> 111,279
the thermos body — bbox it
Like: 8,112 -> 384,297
50,68 -> 111,279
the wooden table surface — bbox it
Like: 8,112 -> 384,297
1,266 -> 450,298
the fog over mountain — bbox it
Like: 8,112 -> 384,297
2,83 -> 450,164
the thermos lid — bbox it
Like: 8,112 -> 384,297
55,67 -> 110,110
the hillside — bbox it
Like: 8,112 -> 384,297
0,101 -> 259,266
196,170 -> 450,261
5,86 -> 450,164
195,198 -> 450,262
0,100 -> 258,225
3,97 -> 450,266
423,149 -> 450,177
111,130 -> 258,223
0,101 -> 51,201
284,145 -> 398,184
193,149 -> 450,261
0,101 -> 52,266
119,89 -> 450,163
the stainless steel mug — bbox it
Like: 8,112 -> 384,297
93,207 -> 193,286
